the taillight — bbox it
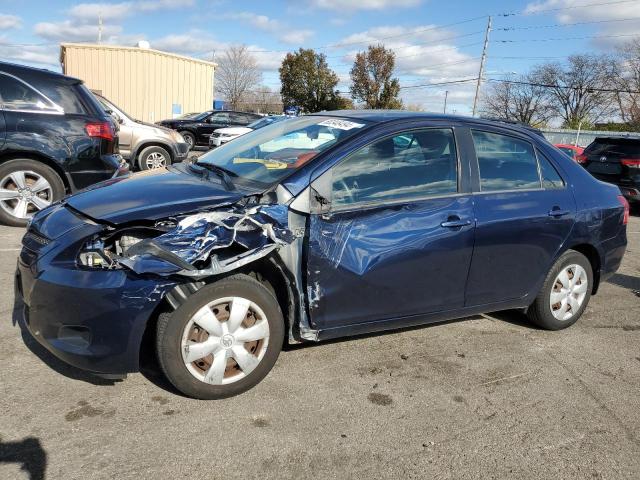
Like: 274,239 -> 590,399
85,121 -> 115,141
618,195 -> 629,225
621,158 -> 640,168
575,154 -> 587,164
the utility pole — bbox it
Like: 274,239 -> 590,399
97,12 -> 103,43
443,90 -> 449,114
472,15 -> 492,117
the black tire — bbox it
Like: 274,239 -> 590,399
526,250 -> 593,330
180,131 -> 195,150
156,274 -> 285,400
137,145 -> 172,171
0,159 -> 65,227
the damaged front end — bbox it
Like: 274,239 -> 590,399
78,204 -> 295,279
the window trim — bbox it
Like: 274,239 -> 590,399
470,128 -> 544,194
0,71 -> 65,115
326,126 -> 462,213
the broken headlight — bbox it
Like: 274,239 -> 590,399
77,226 -> 169,269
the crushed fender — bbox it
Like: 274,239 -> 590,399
117,205 -> 295,278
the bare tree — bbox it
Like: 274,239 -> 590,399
612,39 -> 640,128
480,73 -> 553,127
534,54 -> 616,128
241,86 -> 283,114
216,45 -> 262,110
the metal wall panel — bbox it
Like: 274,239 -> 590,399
60,43 -> 215,122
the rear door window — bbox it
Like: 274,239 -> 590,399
472,130 -> 541,191
0,73 -> 62,113
539,154 -> 565,189
331,128 -> 458,208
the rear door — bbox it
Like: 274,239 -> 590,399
0,110 -> 5,149
304,126 -> 476,330
465,129 -> 576,306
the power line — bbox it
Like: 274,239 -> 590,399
499,0 -> 640,17
493,32 -> 640,43
486,77 -> 640,95
497,16 -> 640,31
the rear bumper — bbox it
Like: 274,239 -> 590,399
16,251 -> 176,375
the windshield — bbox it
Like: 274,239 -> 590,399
96,96 -> 130,121
248,116 -> 285,130
179,112 -> 209,120
197,116 -> 369,187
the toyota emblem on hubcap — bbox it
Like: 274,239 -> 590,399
220,334 -> 234,349
599,156 -> 607,162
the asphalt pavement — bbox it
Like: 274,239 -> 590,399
0,215 -> 638,480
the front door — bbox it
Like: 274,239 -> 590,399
464,129 -> 576,306
304,127 -> 475,330
198,112 -> 230,143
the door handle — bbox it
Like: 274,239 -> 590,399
548,208 -> 570,217
441,218 -> 472,228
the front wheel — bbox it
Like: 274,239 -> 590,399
156,275 -> 285,399
138,146 -> 171,170
526,250 -> 593,330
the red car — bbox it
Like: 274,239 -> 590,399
555,144 -> 584,162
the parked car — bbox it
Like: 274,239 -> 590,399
209,115 -> 287,148
0,61 -> 126,227
156,110 -> 262,149
17,112 -> 628,399
576,137 -> 640,203
554,144 -> 584,161
95,94 -> 189,171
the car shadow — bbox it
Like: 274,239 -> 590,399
12,291 -> 122,387
606,272 -> 640,293
0,436 -> 47,480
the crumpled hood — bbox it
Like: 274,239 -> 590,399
65,164 -> 246,224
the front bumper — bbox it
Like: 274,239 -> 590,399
16,208 -> 176,374
171,141 -> 190,162
209,136 -> 231,148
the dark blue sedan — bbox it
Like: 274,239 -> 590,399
16,111 -> 628,399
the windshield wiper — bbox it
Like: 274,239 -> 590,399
194,161 -> 236,191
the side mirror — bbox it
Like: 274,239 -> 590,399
290,171 -> 332,215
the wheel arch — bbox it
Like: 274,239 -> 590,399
566,243 -> 602,294
138,255 -> 299,371
133,142 -> 175,168
0,152 -> 71,193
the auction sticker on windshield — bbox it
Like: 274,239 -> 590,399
318,119 -> 365,130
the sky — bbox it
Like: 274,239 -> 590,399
1,0 -> 640,114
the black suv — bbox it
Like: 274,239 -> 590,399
578,137 -> 640,203
0,61 -> 126,226
156,110 -> 262,149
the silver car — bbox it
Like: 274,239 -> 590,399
96,94 -> 190,170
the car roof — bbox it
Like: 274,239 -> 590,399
311,110 -> 544,137
593,136 -> 640,143
0,61 -> 82,85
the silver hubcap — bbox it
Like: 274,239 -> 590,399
184,135 -> 193,147
181,297 -> 270,385
145,152 -> 167,169
550,264 -> 588,321
0,170 -> 52,220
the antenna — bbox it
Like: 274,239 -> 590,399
98,12 -> 103,43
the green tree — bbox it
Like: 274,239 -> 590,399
350,44 -> 402,109
279,48 -> 341,113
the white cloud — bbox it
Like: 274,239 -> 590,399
34,21 -> 123,42
224,12 -> 315,44
68,0 -> 195,21
0,38 -> 58,67
0,14 -> 22,30
524,0 -> 640,47
310,0 -> 421,11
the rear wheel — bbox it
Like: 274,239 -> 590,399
180,131 -> 195,150
138,146 -> 171,171
156,275 -> 284,399
0,159 -> 65,227
526,250 -> 593,330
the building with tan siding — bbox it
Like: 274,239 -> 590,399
60,43 -> 216,123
